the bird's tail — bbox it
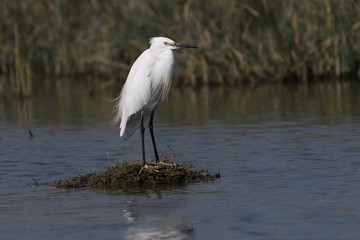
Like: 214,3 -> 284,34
113,94 -> 135,138
112,92 -> 145,139
112,95 -> 123,128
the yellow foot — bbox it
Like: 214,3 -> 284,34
139,164 -> 147,174
156,161 -> 177,167
139,164 -> 159,174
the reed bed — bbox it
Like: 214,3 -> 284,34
1,0 -> 359,96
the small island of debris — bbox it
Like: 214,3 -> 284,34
47,156 -> 220,190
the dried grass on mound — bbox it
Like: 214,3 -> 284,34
47,156 -> 220,190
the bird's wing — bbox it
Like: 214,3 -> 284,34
118,50 -> 153,137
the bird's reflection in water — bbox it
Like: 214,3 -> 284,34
123,200 -> 193,240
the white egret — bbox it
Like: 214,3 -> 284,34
113,37 -> 198,166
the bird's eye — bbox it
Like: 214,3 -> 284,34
164,41 -> 170,46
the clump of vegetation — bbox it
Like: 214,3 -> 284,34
47,156 -> 220,190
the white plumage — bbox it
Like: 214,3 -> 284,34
114,37 -> 175,139
113,37 -> 197,165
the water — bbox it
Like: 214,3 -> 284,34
1,80 -> 360,239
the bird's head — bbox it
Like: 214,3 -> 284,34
149,37 -> 198,51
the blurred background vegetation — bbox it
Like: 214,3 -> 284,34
0,0 -> 359,97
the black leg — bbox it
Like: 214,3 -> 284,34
140,111 -> 146,166
149,111 -> 160,162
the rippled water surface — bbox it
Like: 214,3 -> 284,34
1,80 -> 360,239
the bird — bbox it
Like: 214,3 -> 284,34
113,37 -> 198,166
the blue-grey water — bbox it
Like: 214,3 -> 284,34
1,80 -> 360,239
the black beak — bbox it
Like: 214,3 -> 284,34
173,42 -> 198,48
